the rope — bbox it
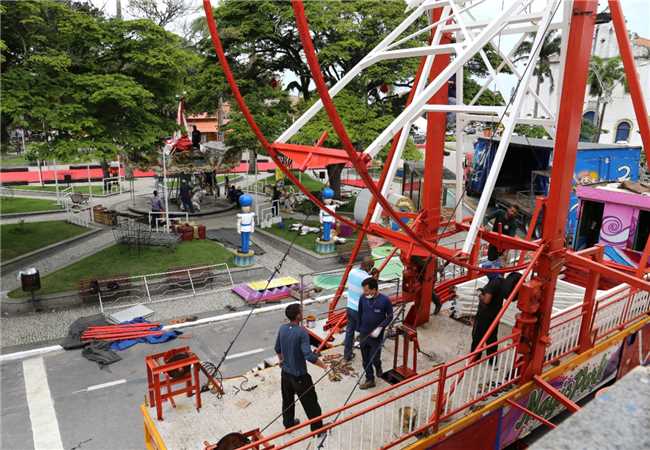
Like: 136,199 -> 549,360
209,212 -> 312,376
316,305 -> 406,449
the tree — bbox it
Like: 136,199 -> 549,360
1,1 -> 194,175
513,30 -> 562,118
587,56 -> 626,142
579,118 -> 598,142
192,0 -> 424,102
127,0 -> 190,28
190,0 -> 500,196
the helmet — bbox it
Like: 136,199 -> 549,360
322,187 -> 335,200
239,194 -> 253,207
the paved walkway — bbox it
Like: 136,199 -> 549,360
0,172 -> 329,348
0,229 -> 116,293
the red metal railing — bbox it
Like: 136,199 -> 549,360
543,285 -> 650,367
236,334 -> 521,450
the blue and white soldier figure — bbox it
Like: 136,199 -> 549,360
237,194 -> 255,254
320,187 -> 337,242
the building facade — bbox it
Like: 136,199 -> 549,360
521,23 -> 649,146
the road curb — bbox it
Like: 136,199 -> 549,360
0,294 -> 332,363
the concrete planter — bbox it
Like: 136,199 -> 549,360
0,227 -> 104,274
1,265 -> 270,316
254,229 -> 342,269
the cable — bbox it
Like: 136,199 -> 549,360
316,305 -> 406,449
210,212 -> 313,376
258,304 -> 406,437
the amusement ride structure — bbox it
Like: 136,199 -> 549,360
141,1 -> 650,449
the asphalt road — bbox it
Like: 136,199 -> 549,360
1,300 -> 331,450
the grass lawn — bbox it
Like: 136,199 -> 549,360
12,184 -> 106,196
7,239 -> 235,298
1,220 -> 87,261
255,171 -> 325,193
266,218 -> 357,252
0,152 -> 29,167
0,196 -> 61,215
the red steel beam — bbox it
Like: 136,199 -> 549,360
201,0 -> 364,236
527,0 -> 598,381
325,49 -> 431,317
290,0 -> 449,259
411,6 -> 451,326
506,399 -> 557,429
566,251 -> 650,292
578,246 -> 603,352
533,375 -> 581,413
609,0 -> 650,162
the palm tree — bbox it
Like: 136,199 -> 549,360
587,56 -> 626,142
513,30 -> 562,118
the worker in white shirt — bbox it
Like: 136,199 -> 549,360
343,256 -> 378,361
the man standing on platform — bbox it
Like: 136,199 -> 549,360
471,276 -> 505,361
275,303 -> 327,431
343,257 -> 377,362
358,278 -> 393,389
149,190 -> 165,229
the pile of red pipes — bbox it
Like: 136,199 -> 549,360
81,322 -> 164,341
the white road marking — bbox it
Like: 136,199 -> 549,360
86,379 -> 127,392
23,357 -> 64,450
1,290 -> 343,363
0,345 -> 64,363
224,348 -> 265,360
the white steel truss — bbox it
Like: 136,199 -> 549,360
274,0 -> 571,253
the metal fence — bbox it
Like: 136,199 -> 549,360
237,333 -> 521,450
91,263 -> 235,312
65,201 -> 93,227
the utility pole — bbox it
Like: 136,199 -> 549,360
116,0 -> 122,19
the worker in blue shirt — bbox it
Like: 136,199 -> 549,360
343,256 -> 377,362
275,303 -> 327,431
358,277 -> 393,389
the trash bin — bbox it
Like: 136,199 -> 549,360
20,268 -> 41,292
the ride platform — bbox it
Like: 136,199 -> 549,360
142,311 -> 510,449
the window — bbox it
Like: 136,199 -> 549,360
615,121 -> 632,143
583,111 -> 596,124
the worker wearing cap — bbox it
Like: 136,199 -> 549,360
237,194 -> 255,253
275,303 -> 326,431
343,256 -> 377,362
319,187 -> 337,242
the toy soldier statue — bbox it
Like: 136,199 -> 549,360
237,194 -> 255,254
319,187 -> 337,242
315,187 -> 337,254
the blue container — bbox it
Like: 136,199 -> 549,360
467,136 -> 641,237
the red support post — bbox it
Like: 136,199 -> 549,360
404,7 -> 450,327
577,245 -> 603,352
525,0 -> 598,382
533,375 -> 581,413
609,0 -> 650,162
506,399 -> 557,429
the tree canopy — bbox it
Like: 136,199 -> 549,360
1,0 -> 195,170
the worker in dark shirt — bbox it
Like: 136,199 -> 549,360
471,277 -> 505,360
191,125 -> 201,149
484,205 -> 519,237
358,277 -> 393,389
274,303 -> 327,431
